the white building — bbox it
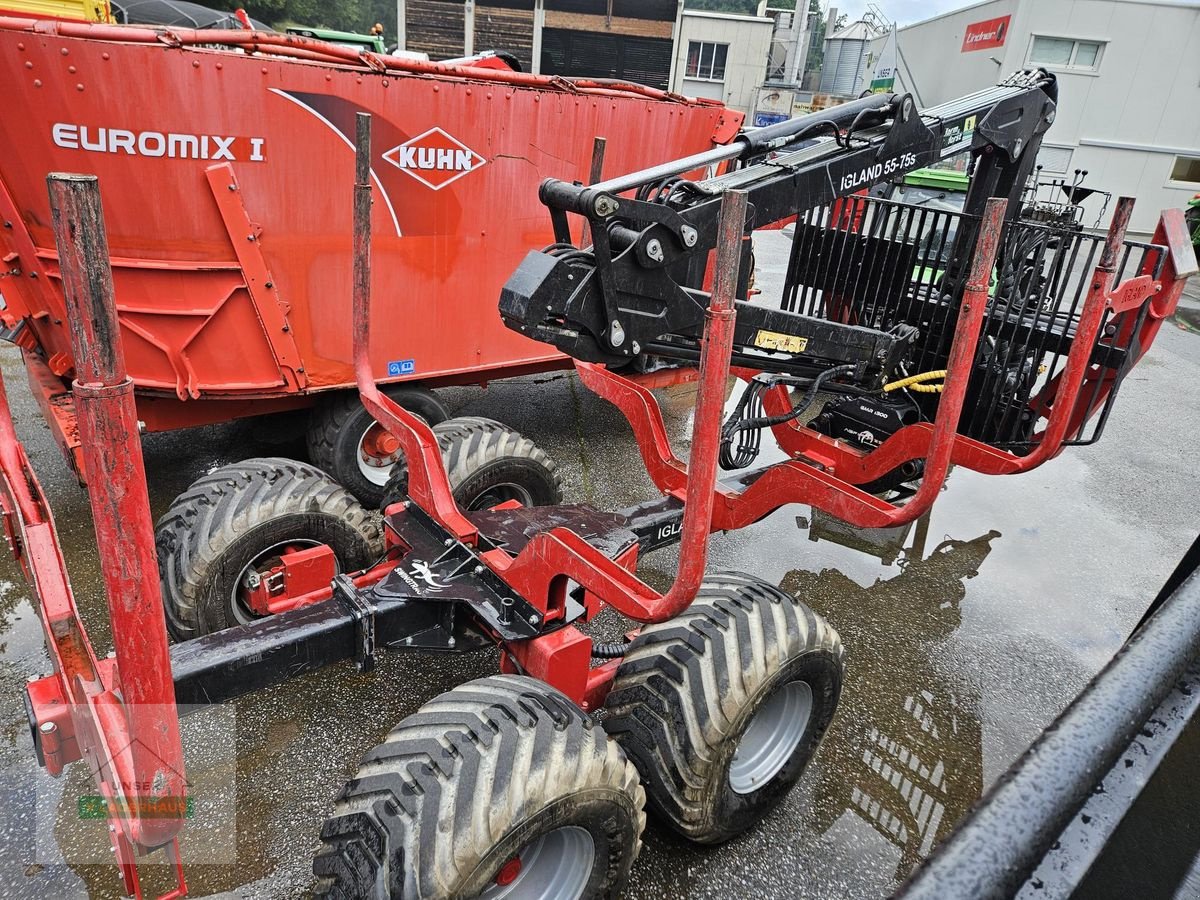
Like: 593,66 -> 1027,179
669,9 -> 774,116
868,0 -> 1200,234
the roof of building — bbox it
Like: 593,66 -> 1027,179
895,0 -> 1198,34
828,19 -> 885,41
681,9 -> 773,25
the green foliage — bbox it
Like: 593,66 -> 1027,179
684,0 -> 779,12
211,0 -> 396,41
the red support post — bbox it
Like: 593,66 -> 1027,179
491,190 -> 750,623
348,112 -> 480,543
47,174 -> 186,852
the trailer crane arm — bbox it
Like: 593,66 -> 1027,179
500,70 -> 1059,389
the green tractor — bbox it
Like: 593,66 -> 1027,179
1187,192 -> 1200,254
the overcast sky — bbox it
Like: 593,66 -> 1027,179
829,0 -> 976,27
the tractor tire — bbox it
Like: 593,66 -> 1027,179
155,458 -> 383,641
379,417 -> 563,512
313,675 -> 646,900
307,385 -> 450,508
604,572 -> 844,844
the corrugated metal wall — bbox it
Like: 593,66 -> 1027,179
540,28 -> 673,89
819,38 -> 869,95
476,0 -> 535,71
404,0 -> 676,86
407,0 -> 465,59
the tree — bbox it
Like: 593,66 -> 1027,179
213,0 -> 396,41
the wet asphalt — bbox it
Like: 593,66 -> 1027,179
0,231 -> 1198,899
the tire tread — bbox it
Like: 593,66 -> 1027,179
155,457 -> 382,640
313,675 -> 645,899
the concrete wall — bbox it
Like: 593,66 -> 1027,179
872,0 -> 1200,233
672,11 -> 774,115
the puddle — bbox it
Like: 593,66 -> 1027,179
1171,305 -> 1200,335
0,236 -> 1197,897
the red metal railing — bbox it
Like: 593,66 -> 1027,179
0,15 -> 725,108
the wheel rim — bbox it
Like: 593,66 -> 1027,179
464,482 -> 535,511
230,539 -> 335,624
729,680 -> 813,795
479,825 -> 596,900
357,422 -> 402,486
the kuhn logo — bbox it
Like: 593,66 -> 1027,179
382,127 -> 486,190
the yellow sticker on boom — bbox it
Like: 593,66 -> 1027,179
753,330 -> 808,353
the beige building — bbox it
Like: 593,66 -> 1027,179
868,0 -> 1200,234
669,9 -> 774,116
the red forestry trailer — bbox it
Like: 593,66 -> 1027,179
1,70 -> 1196,899
0,14 -> 740,507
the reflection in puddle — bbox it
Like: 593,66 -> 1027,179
783,510 -> 1000,880
1171,306 -> 1200,335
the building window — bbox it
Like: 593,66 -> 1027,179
1028,36 -> 1104,71
685,41 -> 728,81
1170,155 -> 1200,185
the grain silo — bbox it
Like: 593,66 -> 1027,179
819,19 -> 884,97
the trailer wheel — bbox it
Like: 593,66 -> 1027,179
313,675 -> 645,899
379,417 -> 563,512
155,458 -> 383,640
307,385 -> 450,508
604,572 -> 844,844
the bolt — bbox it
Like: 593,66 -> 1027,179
282,324 -> 290,332
593,194 -> 619,217
246,571 -> 262,589
444,538 -> 454,547
681,225 -> 698,247
265,281 -> 273,289
247,234 -> 256,242
447,636 -> 456,648
631,341 -> 641,355
529,614 -> 540,625
473,565 -> 485,575
610,319 -> 625,347
500,596 -> 514,625
136,420 -> 146,434
39,721 -> 55,734
227,184 -> 237,191
645,238 -> 664,262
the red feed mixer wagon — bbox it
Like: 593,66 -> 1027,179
0,13 -> 741,510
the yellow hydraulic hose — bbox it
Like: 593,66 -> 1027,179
883,370 -> 946,393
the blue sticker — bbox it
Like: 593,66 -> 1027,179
387,359 -> 416,376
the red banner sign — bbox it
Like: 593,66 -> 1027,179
962,15 -> 1011,52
